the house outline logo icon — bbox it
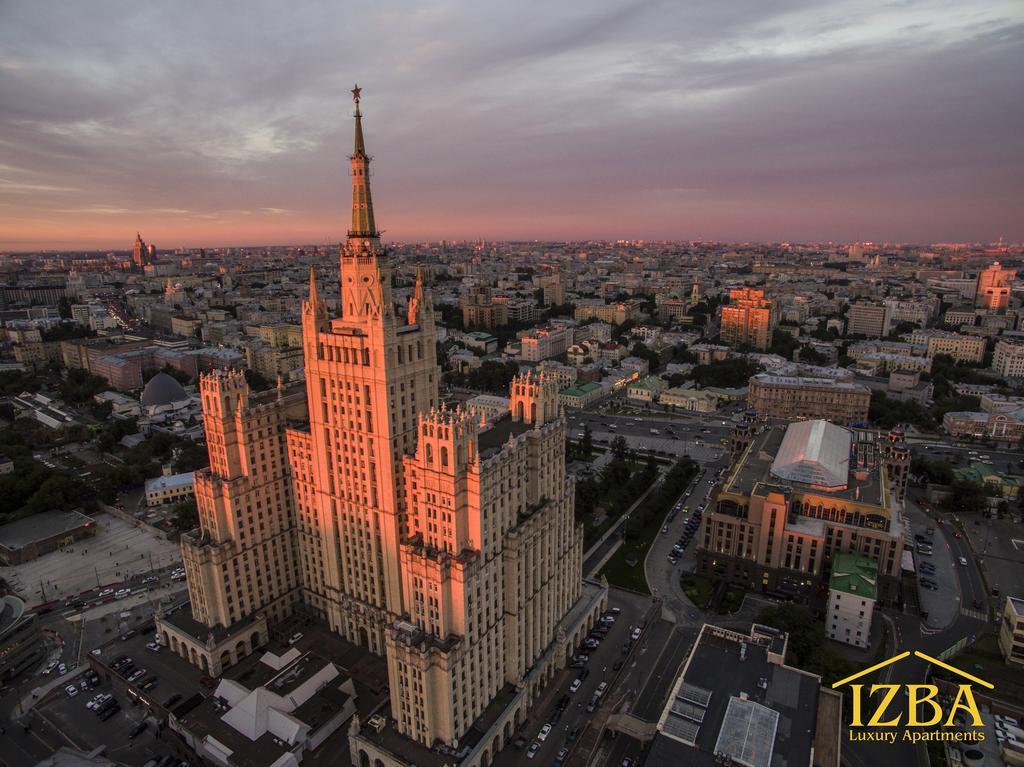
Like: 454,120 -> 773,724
831,650 -> 993,745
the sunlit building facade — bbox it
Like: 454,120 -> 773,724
159,91 -> 604,766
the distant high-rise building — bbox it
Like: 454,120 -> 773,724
720,287 -> 777,351
131,230 -> 149,268
976,261 -> 1015,310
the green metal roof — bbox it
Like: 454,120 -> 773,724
829,552 -> 878,600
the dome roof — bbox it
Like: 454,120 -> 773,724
141,372 -> 187,407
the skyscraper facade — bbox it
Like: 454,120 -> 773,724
157,89 -> 605,764
720,287 -> 778,350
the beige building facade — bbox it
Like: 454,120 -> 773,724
160,92 -> 604,766
747,373 -> 871,424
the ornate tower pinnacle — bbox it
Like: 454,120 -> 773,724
348,84 -> 378,247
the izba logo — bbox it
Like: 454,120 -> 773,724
832,650 -> 993,745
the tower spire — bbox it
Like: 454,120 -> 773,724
348,84 -> 378,244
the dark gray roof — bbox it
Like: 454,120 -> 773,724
0,510 -> 94,551
140,371 -> 187,406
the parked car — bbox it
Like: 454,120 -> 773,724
97,589 -> 114,598
288,632 -> 304,645
538,724 -> 552,741
631,627 -> 642,641
958,556 -> 968,566
99,704 -> 120,721
526,743 -> 539,760
569,679 -> 581,693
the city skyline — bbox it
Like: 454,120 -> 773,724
2,0 -> 1023,250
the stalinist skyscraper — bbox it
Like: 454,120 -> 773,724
158,87 -> 605,767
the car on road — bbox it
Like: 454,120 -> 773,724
526,743 -> 539,759
631,627 -> 642,641
127,669 -> 146,683
142,575 -> 159,584
115,588 -> 130,599
98,588 -> 114,598
595,682 -> 608,698
584,638 -> 600,649
569,678 -> 582,693
288,632 -> 304,645
58,662 -> 67,675
958,556 -> 968,566
538,724 -> 552,741
146,641 -> 161,652
99,704 -> 120,721
555,747 -> 569,765
661,526 -> 668,534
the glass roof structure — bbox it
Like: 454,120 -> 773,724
713,696 -> 780,767
769,419 -> 851,490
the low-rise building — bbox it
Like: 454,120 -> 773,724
747,374 -> 871,425
660,387 -> 718,412
559,381 -> 606,409
170,647 -> 358,767
627,375 -> 667,402
465,394 -> 510,426
0,510 -> 95,566
907,329 -> 986,364
943,409 -> 1024,443
826,553 -> 877,648
998,596 -> 1024,668
144,471 -> 196,507
648,622 -> 841,767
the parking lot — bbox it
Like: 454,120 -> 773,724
0,513 -> 181,606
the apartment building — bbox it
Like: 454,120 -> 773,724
993,339 -> 1024,379
847,302 -> 890,338
699,419 -> 909,604
907,329 -> 986,364
747,373 -> 871,424
999,596 -> 1024,668
826,553 -> 877,648
573,299 -> 641,325
720,287 -> 778,351
159,95 -> 604,767
520,324 -> 570,361
977,261 -> 1016,310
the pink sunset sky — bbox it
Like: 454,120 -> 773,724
1,0 -> 1022,250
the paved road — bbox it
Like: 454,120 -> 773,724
644,456 -> 730,621
493,590 -> 653,767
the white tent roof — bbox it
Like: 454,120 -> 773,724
770,420 -> 851,489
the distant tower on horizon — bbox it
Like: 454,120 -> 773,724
132,232 -> 150,269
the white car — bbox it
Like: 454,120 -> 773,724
596,682 -> 608,697
58,663 -> 67,675
537,724 -> 552,741
958,556 -> 968,566
115,589 -> 130,599
288,632 -> 304,645
569,679 -> 582,693
64,685 -> 79,697
526,743 -> 539,759
97,589 -> 114,598
631,628 -> 642,641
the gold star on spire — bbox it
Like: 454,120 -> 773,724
352,84 -> 361,104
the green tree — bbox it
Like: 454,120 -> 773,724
610,435 -> 628,461
581,424 -> 593,459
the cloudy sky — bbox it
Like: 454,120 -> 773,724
1,0 -> 1022,249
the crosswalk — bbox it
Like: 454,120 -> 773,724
960,607 -> 988,621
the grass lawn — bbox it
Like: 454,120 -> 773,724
681,575 -> 714,610
717,587 -> 745,615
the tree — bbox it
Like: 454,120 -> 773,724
630,342 -> 660,370
610,436 -> 628,461
691,358 -> 760,389
941,478 -> 988,514
581,424 -> 593,459
768,329 -> 800,360
171,498 -> 199,532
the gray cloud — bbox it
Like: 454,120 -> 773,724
0,0 -> 1021,247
